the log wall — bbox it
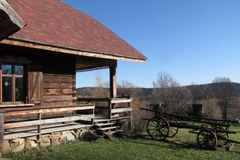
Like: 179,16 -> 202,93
0,44 -> 77,121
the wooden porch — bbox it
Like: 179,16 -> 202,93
0,97 -> 132,150
0,104 -> 94,149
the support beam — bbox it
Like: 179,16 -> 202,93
110,66 -> 117,98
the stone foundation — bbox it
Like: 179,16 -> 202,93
1,128 -> 94,153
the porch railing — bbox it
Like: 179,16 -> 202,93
0,104 -> 95,150
77,97 -> 133,120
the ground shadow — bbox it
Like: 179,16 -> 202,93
121,134 -> 200,151
121,134 -> 238,152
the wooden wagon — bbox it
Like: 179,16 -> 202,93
141,107 -> 240,150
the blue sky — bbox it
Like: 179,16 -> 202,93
64,0 -> 240,88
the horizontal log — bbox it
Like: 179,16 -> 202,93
5,105 -> 95,117
43,76 -> 73,83
43,82 -> 73,89
43,74 -> 73,78
43,89 -> 72,96
41,102 -> 74,107
44,73 -> 72,77
5,115 -> 94,129
43,95 -> 73,102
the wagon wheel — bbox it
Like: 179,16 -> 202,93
163,114 -> 179,138
197,129 -> 217,149
216,126 -> 230,147
147,117 -> 169,141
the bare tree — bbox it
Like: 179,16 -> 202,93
94,73 -> 109,98
209,77 -> 235,120
118,80 -> 143,97
152,72 -> 192,114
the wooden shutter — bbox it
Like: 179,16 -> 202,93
29,71 -> 43,104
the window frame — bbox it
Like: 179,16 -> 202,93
1,62 -> 27,104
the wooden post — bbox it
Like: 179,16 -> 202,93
37,112 -> 42,140
110,66 -> 117,98
110,66 -> 117,119
0,113 -> 4,151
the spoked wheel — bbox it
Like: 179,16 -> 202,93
147,117 -> 169,141
197,129 -> 217,149
216,126 -> 230,147
163,114 -> 179,138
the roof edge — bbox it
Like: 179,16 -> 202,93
0,0 -> 25,28
1,37 -> 147,62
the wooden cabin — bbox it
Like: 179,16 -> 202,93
0,0 -> 146,151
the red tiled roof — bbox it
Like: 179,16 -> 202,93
6,0 -> 146,61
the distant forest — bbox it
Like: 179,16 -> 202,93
77,82 -> 240,98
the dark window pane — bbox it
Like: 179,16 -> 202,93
2,64 -> 12,74
15,78 -> 24,101
2,77 -> 12,102
15,65 -> 24,75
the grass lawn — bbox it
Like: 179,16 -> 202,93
4,128 -> 240,160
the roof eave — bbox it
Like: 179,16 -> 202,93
0,0 -> 26,40
0,37 -> 147,62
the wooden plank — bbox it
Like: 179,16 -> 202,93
41,102 -> 74,108
111,98 -> 133,104
97,126 -> 117,131
5,123 -> 73,133
43,74 -> 73,78
5,115 -> 94,129
43,89 -> 72,96
0,113 -> 4,150
41,124 -> 92,134
111,108 -> 132,114
4,132 -> 39,140
43,75 -> 73,83
43,82 -> 73,89
0,104 -> 93,113
44,78 -> 73,84
43,95 -> 73,102
5,105 -> 95,116
0,104 -> 34,108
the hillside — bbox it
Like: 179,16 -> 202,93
77,82 -> 240,98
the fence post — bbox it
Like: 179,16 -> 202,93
0,113 -> 4,151
37,112 -> 42,140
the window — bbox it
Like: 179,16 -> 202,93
2,64 -> 26,103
